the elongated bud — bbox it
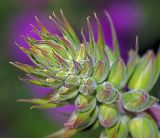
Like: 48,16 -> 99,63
126,36 -> 139,82
108,58 -> 126,89
117,115 -> 130,138
96,82 -> 119,103
128,50 -> 157,91
92,60 -> 109,84
122,89 -> 158,112
98,104 -> 119,128
76,45 -> 86,63
58,86 -> 79,100
65,75 -> 81,88
55,70 -> 69,80
79,77 -> 97,95
80,59 -> 93,78
100,115 -> 130,138
70,60 -> 82,75
129,114 -> 159,138
65,107 -> 98,130
21,76 -> 63,88
46,128 -> 77,138
75,94 -> 96,112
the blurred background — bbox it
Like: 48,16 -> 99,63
0,0 -> 160,138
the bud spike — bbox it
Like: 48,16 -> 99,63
104,11 -> 120,58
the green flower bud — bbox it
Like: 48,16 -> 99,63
58,86 -> 79,100
80,59 -> 93,78
108,58 -> 126,89
55,70 -> 69,80
75,94 -> 96,112
128,50 -> 158,91
129,114 -> 159,138
65,106 -> 98,129
79,77 -> 97,95
65,75 -> 81,88
122,89 -> 158,112
21,76 -> 63,88
96,82 -> 119,103
100,115 -> 130,138
11,11 -> 160,138
98,104 -> 119,128
117,115 -> 130,138
92,60 -> 109,84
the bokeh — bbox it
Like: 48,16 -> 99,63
0,0 -> 160,138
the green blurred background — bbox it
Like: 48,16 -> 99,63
0,0 -> 160,138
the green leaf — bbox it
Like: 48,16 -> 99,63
122,89 -> 158,112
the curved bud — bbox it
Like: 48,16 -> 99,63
75,94 -> 96,112
80,59 -> 93,78
108,58 -> 126,89
117,115 -> 130,138
65,75 -> 81,88
87,17 -> 95,57
100,123 -> 119,138
98,104 -> 119,128
96,82 -> 119,104
92,60 -> 109,84
21,76 -> 63,88
122,89 -> 158,112
46,128 -> 77,138
126,37 -> 139,83
79,77 -> 97,95
128,50 -> 158,91
129,114 -> 159,138
70,60 -> 82,75
65,106 -> 98,130
94,13 -> 106,61
76,45 -> 86,63
100,115 -> 130,138
55,70 -> 69,80
17,90 -> 67,109
58,86 -> 79,100
10,62 -> 48,78
53,51 -> 69,71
